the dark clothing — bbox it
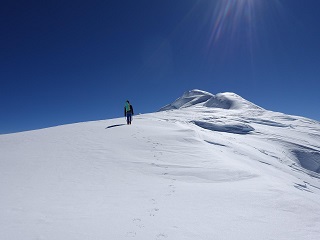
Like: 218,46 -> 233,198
126,112 -> 132,125
124,104 -> 134,124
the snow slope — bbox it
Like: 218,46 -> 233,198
1,90 -> 320,240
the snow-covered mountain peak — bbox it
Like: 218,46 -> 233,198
159,89 -> 263,111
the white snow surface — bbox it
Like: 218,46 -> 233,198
1,90 -> 320,240
159,89 -> 263,111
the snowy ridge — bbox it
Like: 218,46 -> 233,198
1,90 -> 320,240
159,89 -> 263,111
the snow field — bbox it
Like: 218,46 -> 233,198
1,91 -> 320,239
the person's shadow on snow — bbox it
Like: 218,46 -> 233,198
105,124 -> 126,129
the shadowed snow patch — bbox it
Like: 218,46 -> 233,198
204,140 -> 228,147
193,121 -> 254,134
292,150 -> 320,174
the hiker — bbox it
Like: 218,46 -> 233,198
124,100 -> 134,125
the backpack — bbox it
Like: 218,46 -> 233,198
125,102 -> 131,112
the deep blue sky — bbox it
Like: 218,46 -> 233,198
1,0 -> 320,134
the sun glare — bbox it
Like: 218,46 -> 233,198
208,0 -> 258,47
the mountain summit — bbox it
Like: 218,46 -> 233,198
159,89 -> 263,111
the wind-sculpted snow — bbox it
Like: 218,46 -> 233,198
168,167 -> 258,183
159,90 -> 263,111
244,118 -> 290,128
1,89 -> 320,240
284,140 -> 320,174
293,150 -> 320,173
159,89 -> 213,110
192,120 -> 255,134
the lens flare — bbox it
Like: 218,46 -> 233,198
208,0 -> 257,47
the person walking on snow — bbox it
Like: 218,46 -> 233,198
124,100 -> 134,125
